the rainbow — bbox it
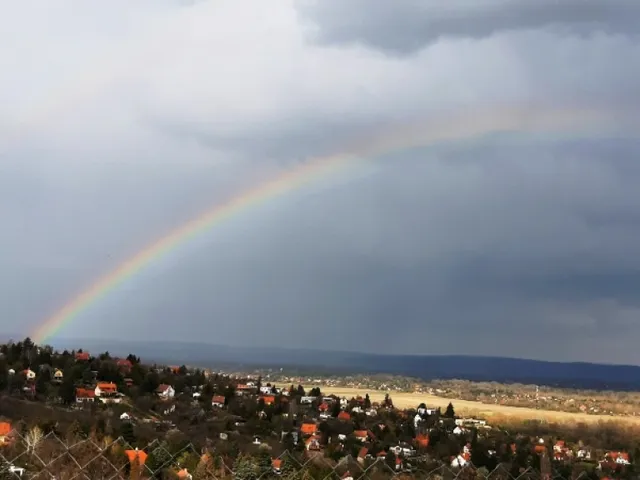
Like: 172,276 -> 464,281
31,104 -> 629,344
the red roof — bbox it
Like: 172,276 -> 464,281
300,423 -> 317,435
212,395 -> 225,404
338,411 -> 351,421
156,384 -> 172,393
261,395 -> 275,405
75,352 -> 90,361
358,447 -> 368,459
0,422 -> 11,436
415,433 -> 429,447
76,388 -> 95,398
97,382 -> 117,393
353,430 -> 368,438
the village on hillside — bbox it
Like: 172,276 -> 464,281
0,338 -> 636,479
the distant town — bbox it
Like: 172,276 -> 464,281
0,338 -> 637,479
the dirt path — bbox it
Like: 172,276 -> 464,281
309,386 -> 640,425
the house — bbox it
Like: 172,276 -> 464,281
353,430 -> 368,442
116,359 -> 132,372
305,435 -> 321,451
453,426 -> 467,435
75,351 -> 90,362
120,413 -> 131,421
602,452 -> 631,466
318,402 -> 329,412
156,384 -> 175,399
357,447 -> 369,465
395,457 -> 403,472
53,369 -> 63,382
260,395 -> 275,406
300,396 -> 316,404
415,433 -> 429,449
95,382 -> 117,397
272,459 -> 282,475
0,422 -> 12,445
577,449 -> 592,460
390,443 -> 416,457
212,395 -> 225,408
235,384 -> 253,396
124,378 -> 134,387
554,441 -> 566,454
75,388 -> 96,403
451,452 -> 471,468
338,411 -> 351,421
260,386 -> 273,394
300,423 -> 318,436
23,369 -> 35,380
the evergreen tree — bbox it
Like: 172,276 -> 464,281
59,376 -> 77,405
119,422 -> 136,447
444,402 -> 455,419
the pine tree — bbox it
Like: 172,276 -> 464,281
445,402 -> 455,419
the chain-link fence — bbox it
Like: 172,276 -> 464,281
0,428 -> 602,480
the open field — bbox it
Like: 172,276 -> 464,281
310,386 -> 640,425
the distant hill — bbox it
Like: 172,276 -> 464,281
31,337 -> 640,392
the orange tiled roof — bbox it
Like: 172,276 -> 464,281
415,433 -> 429,447
338,411 -> 351,421
76,388 -> 95,398
0,422 -> 11,436
261,395 -> 275,405
212,395 -> 225,404
97,382 -> 117,392
300,423 -> 317,435
353,430 -> 368,438
272,459 -> 282,469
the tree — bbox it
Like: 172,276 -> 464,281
119,422 -> 136,447
445,402 -> 456,419
364,394 -> 372,409
59,376 -> 77,405
35,372 -> 49,396
145,442 -> 174,479
233,454 -> 260,480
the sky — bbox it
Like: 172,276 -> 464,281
1,0 -> 640,364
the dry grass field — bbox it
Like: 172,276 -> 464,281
310,386 -> 640,426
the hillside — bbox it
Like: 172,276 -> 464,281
46,338 -> 640,391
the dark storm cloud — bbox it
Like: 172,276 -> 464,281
68,135 -> 640,363
2,0 -> 640,363
296,0 -> 640,55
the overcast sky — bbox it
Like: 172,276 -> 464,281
2,0 -> 640,364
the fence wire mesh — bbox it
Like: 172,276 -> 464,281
0,428 -> 604,480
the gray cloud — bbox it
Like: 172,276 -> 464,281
296,0 -> 640,55
1,0 -> 640,363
